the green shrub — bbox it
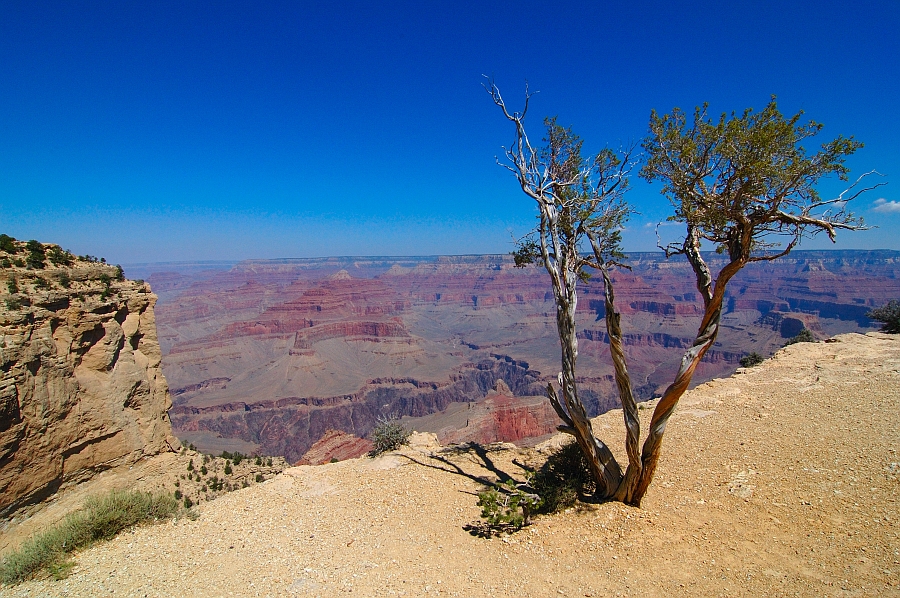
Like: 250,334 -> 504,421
369,418 -> 412,456
183,497 -> 193,509
33,277 -> 51,290
6,276 -> 18,294
200,465 -> 207,476
187,459 -> 194,471
0,234 -> 17,254
224,463 -> 232,475
47,247 -> 73,266
0,490 -> 177,584
255,473 -> 264,483
477,480 -> 541,530
739,352 -> 764,368
0,258 -> 10,268
784,328 -> 815,346
867,300 -> 900,333
57,271 -> 71,288
530,440 -> 595,514
4,297 -> 22,311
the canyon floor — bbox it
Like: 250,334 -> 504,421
3,333 -> 899,597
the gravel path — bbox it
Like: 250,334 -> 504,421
3,333 -> 898,597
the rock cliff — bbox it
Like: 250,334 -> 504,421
0,239 -> 178,518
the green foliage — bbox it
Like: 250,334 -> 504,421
47,246 -> 73,267
0,234 -> 18,254
0,490 -> 178,585
33,277 -> 51,291
4,297 -> 22,311
114,265 -> 124,281
866,300 -> 900,333
642,98 -> 868,260
6,276 -> 18,294
739,352 -> 765,368
255,456 -> 262,466
0,257 -> 10,268
784,328 -> 815,346
223,463 -> 232,475
57,271 -> 71,288
255,473 -> 264,483
220,451 -> 246,465
25,241 -> 46,269
477,480 -> 542,530
183,496 -> 193,509
187,459 -> 194,471
530,440 -> 595,514
174,489 -> 182,500
200,465 -> 207,476
369,417 -> 412,456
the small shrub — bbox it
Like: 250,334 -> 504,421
6,277 -> 18,294
187,459 -> 194,471
0,490 -> 177,584
530,440 -> 595,514
33,277 -> 51,290
114,265 -> 124,282
477,480 -> 541,530
0,234 -> 17,253
200,465 -> 207,476
329,457 -> 339,463
57,271 -> 71,288
174,489 -> 182,500
784,328 -> 815,346
255,456 -> 262,466
739,352 -> 764,368
47,247 -> 73,266
369,417 -> 412,456
224,463 -> 232,475
183,497 -> 193,509
0,257 -> 10,268
867,300 -> 900,333
4,297 -> 22,311
255,473 -> 264,483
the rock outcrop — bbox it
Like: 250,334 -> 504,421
0,239 -> 178,518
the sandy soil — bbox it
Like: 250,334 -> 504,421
2,332 -> 898,597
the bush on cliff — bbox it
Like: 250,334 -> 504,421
0,490 -> 179,584
784,328 -> 815,346
867,300 -> 900,333
739,352 -> 764,368
369,417 -> 411,456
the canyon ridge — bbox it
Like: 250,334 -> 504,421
135,250 -> 899,463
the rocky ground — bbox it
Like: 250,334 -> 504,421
2,332 -> 898,597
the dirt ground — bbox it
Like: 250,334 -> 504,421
2,332 -> 898,597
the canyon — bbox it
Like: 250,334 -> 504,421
132,250 -> 899,463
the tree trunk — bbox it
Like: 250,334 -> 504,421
627,257 -> 744,506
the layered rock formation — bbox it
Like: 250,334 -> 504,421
148,250 -> 900,460
1,239 -> 177,518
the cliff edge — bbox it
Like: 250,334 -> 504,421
0,239 -> 178,518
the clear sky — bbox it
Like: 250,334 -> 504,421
1,1 -> 897,264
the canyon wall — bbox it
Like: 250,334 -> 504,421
144,250 -> 900,460
1,241 -> 177,517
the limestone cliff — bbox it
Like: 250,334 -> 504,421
0,239 -> 178,518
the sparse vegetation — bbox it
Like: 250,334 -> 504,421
739,352 -> 765,368
0,490 -> 178,585
477,480 -> 541,530
866,300 -> 900,333
25,240 -> 46,270
369,417 -> 412,456
530,441 -> 595,514
6,276 -> 18,294
784,328 -> 816,346
47,246 -> 74,267
0,234 -> 18,253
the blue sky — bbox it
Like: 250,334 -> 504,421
1,1 -> 897,264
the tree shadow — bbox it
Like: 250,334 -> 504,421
399,442 -> 538,538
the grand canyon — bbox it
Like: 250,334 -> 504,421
129,250 -> 900,464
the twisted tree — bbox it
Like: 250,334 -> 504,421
488,81 -> 884,506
